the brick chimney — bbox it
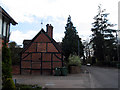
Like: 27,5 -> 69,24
46,24 -> 53,38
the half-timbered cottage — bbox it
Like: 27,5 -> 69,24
20,24 -> 63,75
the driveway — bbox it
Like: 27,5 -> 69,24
13,67 -> 92,88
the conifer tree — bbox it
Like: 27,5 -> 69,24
91,4 -> 116,62
62,15 -> 84,62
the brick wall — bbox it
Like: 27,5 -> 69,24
32,53 -> 41,61
53,62 -> 62,68
12,65 -> 20,75
53,54 -> 61,61
42,53 -> 51,61
47,43 -> 58,52
34,33 -> 51,42
46,24 -> 53,38
25,43 -> 36,52
37,43 -> 46,52
21,61 -> 31,68
32,62 -> 41,69
22,53 -> 31,60
21,69 -> 30,75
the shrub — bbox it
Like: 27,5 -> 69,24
2,44 -> 13,89
68,55 -> 81,67
2,45 -> 12,79
2,78 -> 16,90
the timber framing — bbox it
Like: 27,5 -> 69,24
20,26 -> 64,75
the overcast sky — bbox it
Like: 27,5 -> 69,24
0,0 -> 119,46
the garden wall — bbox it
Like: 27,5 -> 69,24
12,65 -> 20,75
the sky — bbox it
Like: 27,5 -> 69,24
0,0 -> 119,46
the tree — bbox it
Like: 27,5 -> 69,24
91,4 -> 116,63
2,44 -> 12,79
104,29 -> 117,62
2,43 -> 17,89
62,15 -> 84,62
9,42 -> 22,65
2,43 -> 12,89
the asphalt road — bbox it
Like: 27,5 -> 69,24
84,66 -> 119,88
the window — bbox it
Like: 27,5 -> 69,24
3,21 -> 6,36
0,16 -> 2,36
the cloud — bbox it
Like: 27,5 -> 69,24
1,0 -> 119,23
10,30 -> 39,46
1,0 -> 119,45
53,33 -> 64,42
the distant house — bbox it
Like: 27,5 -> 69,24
20,24 -> 63,75
0,6 -> 17,46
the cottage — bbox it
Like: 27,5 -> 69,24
20,24 -> 63,75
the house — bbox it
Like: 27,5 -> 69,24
20,24 -> 64,75
0,6 -> 17,46
0,6 -> 18,75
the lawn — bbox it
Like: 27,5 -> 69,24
16,84 -> 42,90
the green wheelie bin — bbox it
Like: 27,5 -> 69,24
61,67 -> 68,76
54,67 -> 61,76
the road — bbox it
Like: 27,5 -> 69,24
84,66 -> 119,88
13,66 -> 119,88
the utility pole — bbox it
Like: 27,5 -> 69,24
78,39 -> 80,56
116,30 -> 120,62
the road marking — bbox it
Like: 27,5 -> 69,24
88,72 -> 95,88
45,82 -> 56,86
85,68 -> 95,88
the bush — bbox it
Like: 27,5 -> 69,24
68,55 -> 81,67
2,44 -> 13,89
2,45 -> 12,79
2,78 -> 16,90
9,42 -> 22,65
